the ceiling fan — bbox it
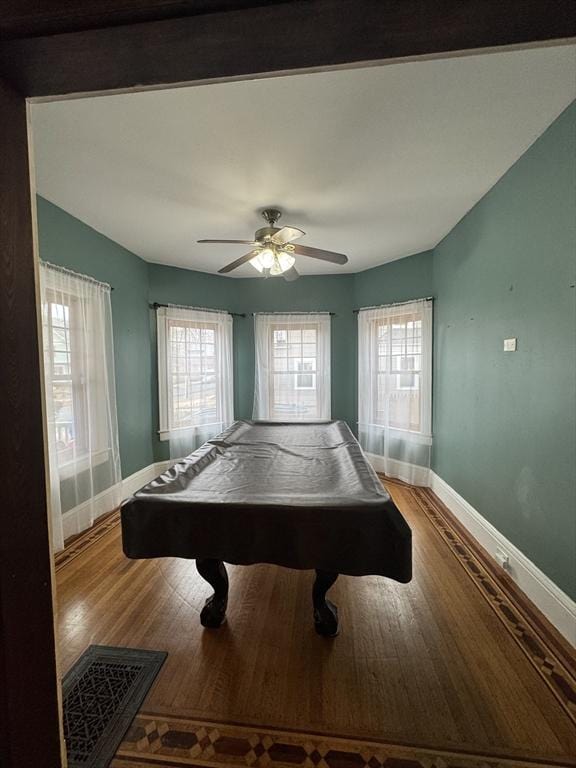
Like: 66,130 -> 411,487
197,208 -> 348,281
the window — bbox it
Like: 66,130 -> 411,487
157,306 -> 233,440
40,262 -> 122,551
357,299 -> 432,486
253,313 -> 331,421
374,312 -> 424,430
42,286 -> 112,472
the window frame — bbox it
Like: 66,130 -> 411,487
253,313 -> 331,422
370,309 -> 426,435
157,308 -> 233,441
43,288 -> 110,478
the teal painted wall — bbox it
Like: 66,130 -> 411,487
147,259 -> 433,461
353,250 -> 434,308
36,196 -> 154,480
230,274 -> 357,427
147,264 -> 359,459
432,101 -> 576,598
352,251 -> 435,435
147,262 -> 240,462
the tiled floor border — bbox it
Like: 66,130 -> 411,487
112,711 -> 574,768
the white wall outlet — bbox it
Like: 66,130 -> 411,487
495,547 -> 510,570
503,337 -> 517,352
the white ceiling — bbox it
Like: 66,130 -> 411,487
32,45 -> 576,277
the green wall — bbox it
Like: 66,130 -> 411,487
148,254 -> 433,463
353,250 -> 434,308
147,265 -> 362,460
36,196 -> 155,480
147,262 -> 240,462
432,101 -> 576,598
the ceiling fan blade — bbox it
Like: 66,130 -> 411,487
292,244 -> 348,265
283,266 -> 300,282
271,226 -> 305,245
218,250 -> 259,274
198,239 -> 257,245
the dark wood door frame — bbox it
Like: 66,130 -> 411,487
0,2 -> 574,766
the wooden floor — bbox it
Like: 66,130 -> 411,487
55,481 -> 576,766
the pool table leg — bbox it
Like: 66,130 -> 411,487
313,570 -> 339,637
196,558 -> 229,628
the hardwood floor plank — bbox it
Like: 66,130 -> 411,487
55,482 -> 576,763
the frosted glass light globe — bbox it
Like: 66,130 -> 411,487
250,247 -> 295,275
278,251 -> 296,272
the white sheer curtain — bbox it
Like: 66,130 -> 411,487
40,262 -> 122,551
358,298 -> 432,486
156,306 -> 234,460
253,312 -> 331,421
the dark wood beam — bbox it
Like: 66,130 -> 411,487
1,0 -> 574,98
0,77 -> 63,768
0,0 -> 286,40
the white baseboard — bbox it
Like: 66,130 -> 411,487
121,461 -> 170,497
365,452 -> 430,487
429,471 -> 576,646
62,461 -> 170,541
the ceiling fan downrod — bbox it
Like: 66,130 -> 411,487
261,208 -> 282,227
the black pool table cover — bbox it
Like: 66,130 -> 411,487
121,420 -> 412,581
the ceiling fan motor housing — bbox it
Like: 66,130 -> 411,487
255,226 -> 280,241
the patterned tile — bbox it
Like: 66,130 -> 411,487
111,713 -> 571,768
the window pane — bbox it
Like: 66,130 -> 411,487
168,320 -> 221,427
288,329 -> 302,344
372,313 -> 423,431
302,329 -> 316,343
52,380 -> 75,454
267,322 -> 326,420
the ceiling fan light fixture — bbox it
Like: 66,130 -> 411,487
250,246 -> 294,276
204,208 -> 348,278
276,251 -> 296,274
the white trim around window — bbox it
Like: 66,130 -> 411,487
253,312 -> 331,422
156,306 -> 234,443
357,298 -> 433,486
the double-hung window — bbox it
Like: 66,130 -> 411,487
40,262 -> 121,550
157,306 -> 233,442
358,299 -> 432,485
253,313 -> 331,421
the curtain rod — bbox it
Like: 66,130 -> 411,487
352,296 -> 434,314
41,260 -> 113,291
252,311 -> 336,316
151,302 -> 246,318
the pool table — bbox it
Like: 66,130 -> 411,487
121,420 -> 412,636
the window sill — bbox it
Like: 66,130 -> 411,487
58,449 -> 111,480
357,423 -> 433,445
158,422 -> 226,442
